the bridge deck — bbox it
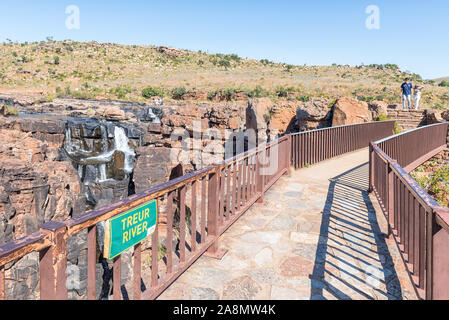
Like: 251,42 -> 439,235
158,149 -> 418,300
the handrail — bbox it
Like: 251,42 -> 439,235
0,120 -> 401,300
370,121 -> 449,300
291,120 -> 395,136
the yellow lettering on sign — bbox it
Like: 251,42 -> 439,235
142,221 -> 148,233
123,231 -> 129,244
137,224 -> 142,235
144,208 -> 150,220
127,216 -> 133,228
121,218 -> 127,230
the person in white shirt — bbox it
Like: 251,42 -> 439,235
414,84 -> 424,110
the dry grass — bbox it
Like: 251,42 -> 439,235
0,40 -> 448,109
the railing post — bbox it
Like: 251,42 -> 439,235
369,142 -> 374,193
387,160 -> 397,238
256,149 -> 264,204
286,135 -> 292,177
426,210 -> 435,300
429,210 -> 449,300
39,221 -> 68,300
204,167 -> 227,260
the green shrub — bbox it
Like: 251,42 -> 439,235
376,114 -> 391,121
54,56 -> 60,65
297,95 -> 310,102
110,86 -> 132,99
439,80 -> 449,87
247,85 -> 269,98
171,87 -> 187,100
142,86 -> 164,98
218,59 -> 231,69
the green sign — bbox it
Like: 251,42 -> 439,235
103,200 -> 158,260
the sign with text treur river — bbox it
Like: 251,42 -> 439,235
103,200 -> 158,259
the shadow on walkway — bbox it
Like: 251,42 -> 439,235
310,162 -> 403,300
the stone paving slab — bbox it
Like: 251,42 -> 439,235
158,149 -> 418,300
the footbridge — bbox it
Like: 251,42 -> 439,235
1,120 -> 448,300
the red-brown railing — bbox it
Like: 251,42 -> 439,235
370,122 -> 449,300
0,120 -> 397,300
0,136 -> 290,300
291,121 -> 396,169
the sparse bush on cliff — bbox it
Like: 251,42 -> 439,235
171,87 -> 187,100
142,86 -> 164,98
110,85 -> 132,99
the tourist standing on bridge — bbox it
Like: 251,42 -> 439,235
414,84 -> 424,110
401,78 -> 413,110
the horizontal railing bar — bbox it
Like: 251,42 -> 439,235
291,120 -> 396,136
0,231 -> 51,267
65,166 -> 215,236
374,122 -> 448,145
220,136 -> 289,166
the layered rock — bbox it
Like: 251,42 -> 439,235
332,97 -> 372,126
368,100 -> 389,119
295,98 -> 332,131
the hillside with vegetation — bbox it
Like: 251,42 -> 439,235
0,40 -> 448,109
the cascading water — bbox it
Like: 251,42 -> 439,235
114,126 -> 135,174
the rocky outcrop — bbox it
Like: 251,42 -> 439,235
368,100 -> 388,119
295,98 -> 332,131
246,98 -> 331,144
332,97 -> 372,126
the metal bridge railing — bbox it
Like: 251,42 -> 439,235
0,120 -> 397,300
370,122 -> 449,300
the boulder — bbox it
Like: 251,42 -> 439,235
369,100 -> 389,119
426,110 -> 444,124
0,105 -> 19,117
332,97 -> 372,126
246,98 -> 272,143
441,110 -> 449,122
295,98 -> 332,131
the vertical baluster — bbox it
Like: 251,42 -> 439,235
133,243 -> 141,300
151,201 -> 159,288
225,166 -> 231,221
166,191 -> 174,273
0,266 -> 4,301
236,161 -> 242,211
232,163 -> 238,212
191,181 -> 197,253
407,192 -> 414,263
418,204 -> 425,290
400,182 -> 405,246
201,176 -> 207,243
113,256 -> 121,300
242,158 -> 247,205
413,198 -> 419,276
87,225 -> 96,300
404,188 -> 410,255
218,168 -> 225,226
394,175 -> 399,234
179,186 -> 186,263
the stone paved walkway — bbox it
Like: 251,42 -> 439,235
158,149 -> 418,300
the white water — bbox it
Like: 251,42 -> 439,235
114,126 -> 135,174
98,164 -> 107,182
148,108 -> 161,124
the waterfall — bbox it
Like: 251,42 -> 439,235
148,107 -> 161,124
98,164 -> 107,182
114,126 -> 135,174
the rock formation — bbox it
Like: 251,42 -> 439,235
332,97 -> 373,126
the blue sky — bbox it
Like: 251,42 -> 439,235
0,0 -> 448,79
